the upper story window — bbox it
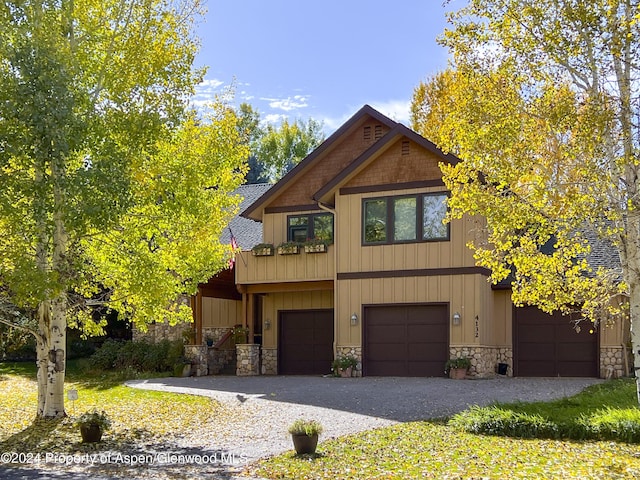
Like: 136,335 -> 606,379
363,193 -> 449,245
287,213 -> 334,243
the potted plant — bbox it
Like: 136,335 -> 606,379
277,241 -> 301,255
303,238 -> 328,253
332,354 -> 358,377
233,325 -> 249,344
251,243 -> 274,256
288,419 -> 323,455
445,357 -> 471,379
76,410 -> 111,443
205,336 -> 214,347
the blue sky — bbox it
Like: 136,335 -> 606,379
193,1 -> 457,133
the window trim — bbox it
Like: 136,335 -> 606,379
362,192 -> 449,246
287,212 -> 334,244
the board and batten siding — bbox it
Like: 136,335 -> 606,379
261,290 -> 334,349
335,188 -> 480,273
201,297 -> 242,329
335,274 -> 493,348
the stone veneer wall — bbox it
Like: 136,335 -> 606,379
600,346 -> 628,379
203,327 -> 233,345
449,346 -> 513,377
261,348 -> 277,375
236,344 -> 260,376
133,321 -> 191,344
336,346 -> 363,377
184,344 -> 208,376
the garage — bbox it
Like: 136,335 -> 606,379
514,306 -> 598,377
278,309 -> 334,375
363,304 -> 449,376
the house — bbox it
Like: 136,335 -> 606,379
195,105 -> 628,378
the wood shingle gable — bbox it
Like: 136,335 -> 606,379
240,105 -> 399,221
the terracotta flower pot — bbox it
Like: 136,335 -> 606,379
80,424 -> 103,443
339,366 -> 353,378
449,367 -> 467,379
291,433 -> 319,454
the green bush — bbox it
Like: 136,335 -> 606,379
89,339 -> 184,373
450,405 -> 559,439
581,408 -> 640,443
88,338 -> 123,370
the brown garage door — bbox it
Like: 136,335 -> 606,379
514,306 -> 598,377
279,309 -> 334,375
364,304 -> 448,377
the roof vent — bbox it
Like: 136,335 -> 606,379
401,140 -> 410,156
374,124 -> 383,140
364,126 -> 371,141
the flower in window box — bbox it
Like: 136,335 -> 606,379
277,241 -> 301,255
251,243 -> 274,256
303,238 -> 328,253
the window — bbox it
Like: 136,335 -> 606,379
422,194 -> 448,240
362,193 -> 448,245
287,213 -> 334,243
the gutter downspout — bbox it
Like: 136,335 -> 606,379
317,201 -> 338,359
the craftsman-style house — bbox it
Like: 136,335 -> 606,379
193,105 -> 627,378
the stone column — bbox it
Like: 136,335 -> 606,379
236,344 -> 260,376
184,344 -> 208,376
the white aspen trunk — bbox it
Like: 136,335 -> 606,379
629,281 -> 640,405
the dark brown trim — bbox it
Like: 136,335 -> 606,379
240,280 -> 334,294
337,267 -> 491,280
241,105 -> 399,221
341,179 -> 445,196
264,204 -> 321,214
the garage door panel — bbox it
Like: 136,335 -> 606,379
364,304 -> 448,377
279,310 -> 333,375
514,306 -> 597,377
408,324 -> 447,339
367,325 -> 407,343
368,343 -> 405,361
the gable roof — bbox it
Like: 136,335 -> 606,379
241,105 -> 398,221
220,183 -> 271,250
314,123 -> 460,204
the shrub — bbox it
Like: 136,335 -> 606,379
89,339 -> 184,373
449,405 -> 559,439
88,339 -> 122,370
581,408 -> 640,443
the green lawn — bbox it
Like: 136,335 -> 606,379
0,361 -> 228,455
253,379 -> 640,480
3,361 -> 640,479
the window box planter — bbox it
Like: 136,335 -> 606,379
251,244 -> 274,257
304,243 -> 327,253
277,242 -> 300,255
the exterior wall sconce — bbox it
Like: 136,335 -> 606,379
265,319 -> 271,330
452,312 -> 461,326
350,313 -> 358,326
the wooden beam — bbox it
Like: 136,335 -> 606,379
247,293 -> 255,343
195,290 -> 203,345
240,280 -> 333,294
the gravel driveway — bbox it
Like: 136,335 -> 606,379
0,375 -> 602,480
127,375 -> 602,461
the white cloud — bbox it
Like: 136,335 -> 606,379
368,99 -> 412,126
198,78 -> 225,89
263,113 -> 288,125
261,95 -> 310,112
